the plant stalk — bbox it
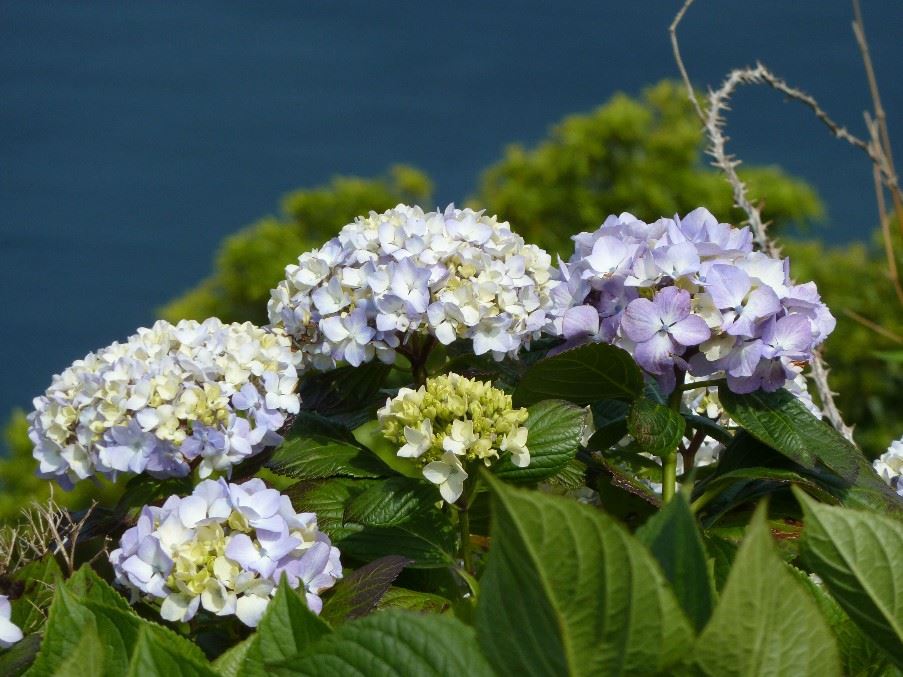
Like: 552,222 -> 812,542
661,367 -> 686,505
661,452 -> 678,504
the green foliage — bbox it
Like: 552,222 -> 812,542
268,610 -> 494,677
690,506 -> 841,676
319,555 -> 409,625
159,166 -> 432,325
25,568 -> 213,677
475,475 -> 693,676
492,400 -> 585,482
513,343 -> 644,406
627,399 -> 686,459
782,237 -> 903,456
266,414 -> 390,481
474,80 -> 823,255
719,387 -> 859,482
636,493 -> 714,631
796,491 -> 903,668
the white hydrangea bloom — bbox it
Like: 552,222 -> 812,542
268,204 -> 559,369
0,596 -> 23,648
29,319 -> 302,489
874,437 -> 903,497
109,479 -> 341,627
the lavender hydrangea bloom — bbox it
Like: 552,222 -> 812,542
621,287 -> 711,379
551,208 -> 835,394
268,204 -> 560,368
29,318 -> 302,488
109,479 -> 341,627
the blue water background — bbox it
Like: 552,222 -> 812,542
1,1 -> 901,421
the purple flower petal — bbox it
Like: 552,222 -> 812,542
669,315 -> 710,347
634,333 -> 678,374
706,265 -> 750,309
621,298 -> 660,342
562,305 -> 600,340
654,287 -> 691,326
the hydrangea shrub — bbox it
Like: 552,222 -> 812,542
2,205 -> 901,676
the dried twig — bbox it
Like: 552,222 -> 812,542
808,353 -> 856,441
842,308 -> 903,345
669,0 -> 705,123
0,491 -> 97,577
852,0 -> 903,239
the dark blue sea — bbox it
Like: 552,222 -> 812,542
1,1 -> 901,424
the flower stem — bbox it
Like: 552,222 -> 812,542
661,451 -> 678,505
662,368 -> 686,505
456,476 -> 480,575
676,377 -> 727,393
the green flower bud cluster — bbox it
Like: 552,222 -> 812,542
378,373 -> 529,467
377,373 -> 530,503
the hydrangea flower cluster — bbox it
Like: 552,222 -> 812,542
109,479 -> 341,627
377,373 -> 529,503
551,208 -> 835,393
268,204 -> 558,369
874,436 -> 903,497
28,318 -> 301,489
0,596 -> 22,648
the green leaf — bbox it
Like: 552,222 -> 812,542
792,566 -> 896,677
700,467 -> 840,505
267,414 -> 390,480
627,398 -> 686,458
125,626 -> 216,677
10,555 -> 62,634
26,585 -> 97,677
796,491 -> 903,668
691,505 -> 841,676
256,578 -> 332,666
0,633 -> 42,677
210,637 -> 256,677
513,343 -> 643,407
298,362 -> 392,429
475,474 -> 692,676
337,514 -> 456,569
586,418 -> 628,451
52,624 -> 105,677
702,533 -> 738,592
375,587 -> 452,614
65,566 -> 132,613
493,400 -> 585,482
26,575 -> 209,677
636,493 -> 714,631
285,478 -> 377,540
683,413 -> 733,445
320,556 -> 410,625
343,478 -> 437,527
719,387 -> 858,481
114,475 -> 194,516
269,610 -> 494,676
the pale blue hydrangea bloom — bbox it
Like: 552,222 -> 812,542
110,478 -> 341,627
268,204 -> 559,369
29,319 -> 301,488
